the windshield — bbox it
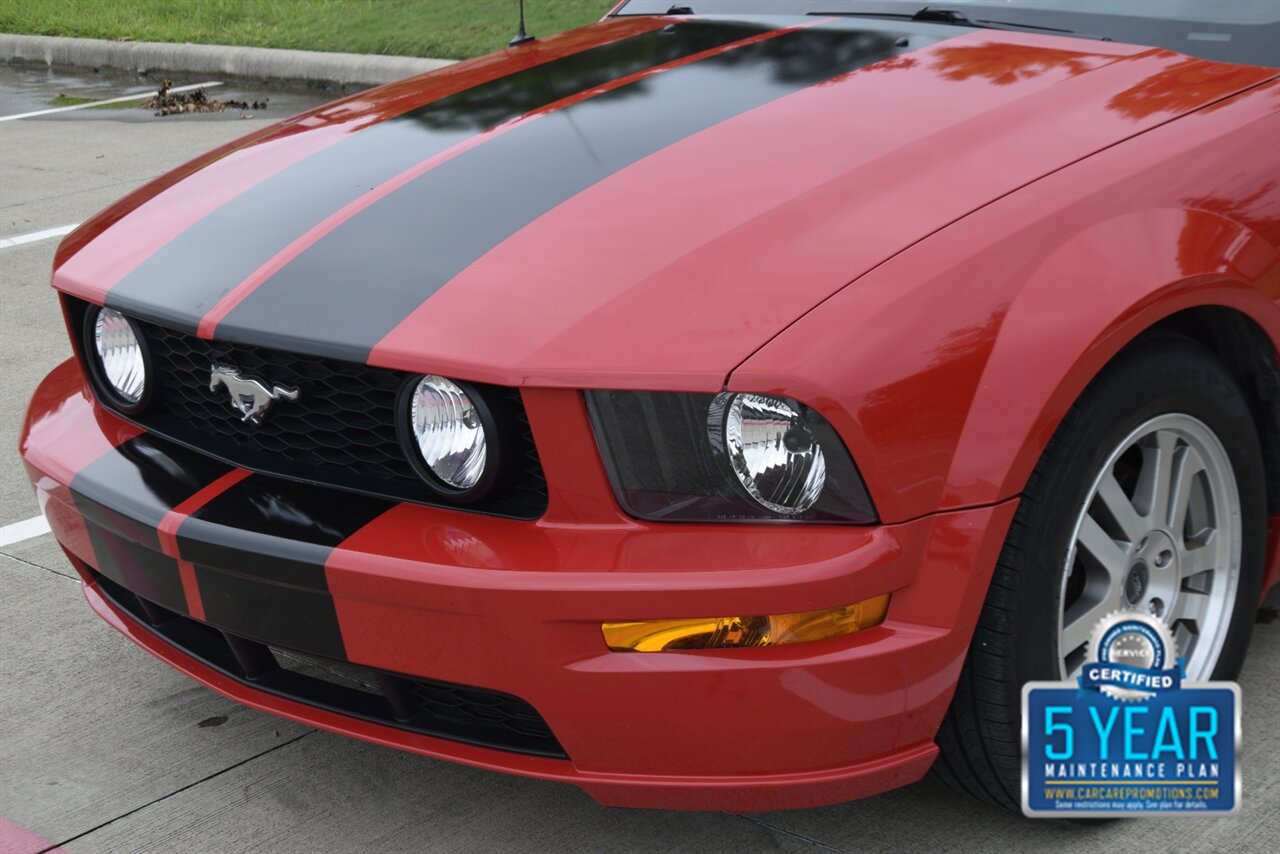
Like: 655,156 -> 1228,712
614,0 -> 1280,67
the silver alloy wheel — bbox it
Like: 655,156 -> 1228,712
1058,413 -> 1242,681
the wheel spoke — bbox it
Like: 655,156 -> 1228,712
1061,616 -> 1094,661
1167,444 -> 1206,533
1137,430 -> 1179,525
1181,542 -> 1218,578
1062,588 -> 1123,659
1076,513 -> 1130,576
1171,590 -> 1211,626
1094,472 -> 1146,544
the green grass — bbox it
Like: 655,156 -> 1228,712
49,93 -> 138,109
0,0 -> 611,60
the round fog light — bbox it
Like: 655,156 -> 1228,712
91,307 -> 148,409
714,392 -> 826,515
407,375 -> 489,493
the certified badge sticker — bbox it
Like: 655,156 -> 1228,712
1084,612 -> 1180,701
1022,610 -> 1241,817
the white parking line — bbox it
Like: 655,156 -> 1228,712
0,224 -> 80,249
0,515 -> 52,547
0,81 -> 224,122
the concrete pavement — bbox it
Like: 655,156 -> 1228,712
2,76 -> 1278,854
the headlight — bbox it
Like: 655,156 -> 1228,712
714,392 -> 825,515
404,375 -> 491,495
587,391 -> 876,523
86,306 -> 149,411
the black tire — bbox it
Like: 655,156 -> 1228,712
933,332 -> 1269,810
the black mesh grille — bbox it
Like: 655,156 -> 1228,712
90,569 -> 566,759
70,299 -> 547,518
273,648 -> 561,752
408,679 -> 560,743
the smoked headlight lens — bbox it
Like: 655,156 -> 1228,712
586,391 -> 875,523
90,307 -> 148,409
407,375 -> 488,492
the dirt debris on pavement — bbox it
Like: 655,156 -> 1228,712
141,79 -> 268,116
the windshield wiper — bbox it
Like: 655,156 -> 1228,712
807,6 -> 1109,40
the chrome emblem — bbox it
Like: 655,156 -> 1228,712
209,363 -> 299,425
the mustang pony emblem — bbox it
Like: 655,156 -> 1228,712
209,363 -> 299,424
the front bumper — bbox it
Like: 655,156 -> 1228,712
21,358 -> 1017,811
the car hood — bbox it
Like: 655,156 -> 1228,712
54,15 -> 1275,390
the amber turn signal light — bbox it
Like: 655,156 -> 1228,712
602,594 -> 890,652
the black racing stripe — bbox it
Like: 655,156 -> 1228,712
192,567 -> 349,660
104,21 -> 776,333
178,476 -> 394,582
71,436 -> 233,546
179,477 -> 393,660
215,21 -> 926,363
81,518 -> 189,615
70,436 -> 232,615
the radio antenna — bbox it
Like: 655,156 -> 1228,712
510,0 -> 536,46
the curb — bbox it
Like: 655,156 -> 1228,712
0,33 -> 455,89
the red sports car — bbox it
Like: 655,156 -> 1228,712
20,0 -> 1279,812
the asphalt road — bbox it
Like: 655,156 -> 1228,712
2,69 -> 1278,854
